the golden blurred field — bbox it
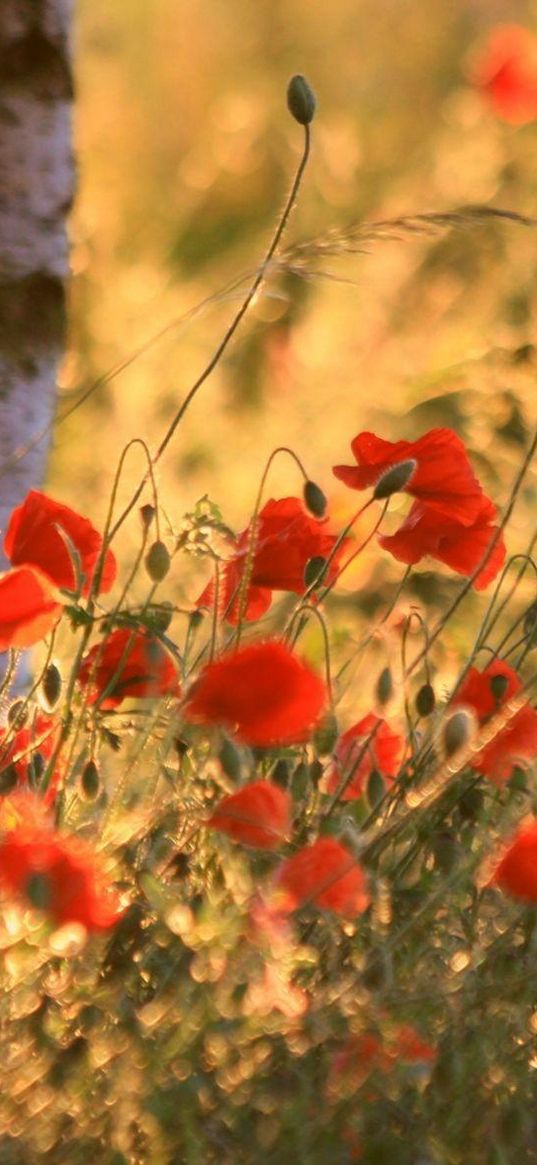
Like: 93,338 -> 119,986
53,0 -> 537,607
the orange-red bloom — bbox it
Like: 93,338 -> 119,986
207,780 -> 291,849
378,495 -> 506,590
326,1025 -> 436,1100
0,815 -> 124,930
197,497 -> 346,624
324,713 -> 403,801
274,837 -> 370,917
185,640 -> 327,747
0,712 -> 60,803
78,628 -> 181,708
0,567 -> 61,650
4,490 -> 116,596
472,25 -> 537,124
454,660 -> 537,782
333,429 -> 484,526
492,821 -> 537,901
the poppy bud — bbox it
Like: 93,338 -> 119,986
416,682 -> 435,718
489,672 -> 509,703
0,764 -> 18,794
7,699 -> 27,728
272,758 -> 290,788
147,602 -> 174,634
81,759 -> 100,801
373,458 -> 417,501
26,872 -> 51,911
140,504 -> 155,528
376,666 -> 393,706
28,751 -> 45,787
303,555 -> 327,588
313,711 -> 339,756
218,736 -> 242,781
443,709 -> 473,759
287,74 -> 316,125
43,663 -> 61,708
146,540 -> 171,582
367,768 -> 386,809
303,479 -> 327,518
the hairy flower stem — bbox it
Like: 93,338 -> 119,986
108,123 -> 312,543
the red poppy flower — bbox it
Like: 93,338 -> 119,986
454,660 -> 537,782
274,837 -> 370,917
0,819 -> 124,930
378,495 -> 506,590
0,567 -> 61,650
4,490 -> 116,596
0,712 -> 61,804
326,1025 -> 436,1100
472,25 -> 537,125
324,714 -> 403,801
185,640 -> 327,747
333,429 -> 484,526
78,628 -> 181,708
207,781 -> 291,849
197,497 -> 346,624
492,821 -> 537,900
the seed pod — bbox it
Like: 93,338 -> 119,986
443,709 -> 473,759
43,663 -> 61,708
416,682 -> 435,718
313,711 -> 339,756
287,74 -> 316,125
373,458 -> 417,501
489,672 -> 509,703
146,540 -> 171,582
303,555 -> 327,588
303,479 -> 327,518
376,666 -> 393,706
81,759 -> 100,801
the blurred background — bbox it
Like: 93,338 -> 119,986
53,0 -> 537,610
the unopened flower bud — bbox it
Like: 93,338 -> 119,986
443,709 -> 473,759
373,458 -> 417,501
287,74 -> 316,125
376,666 -> 393,706
304,555 -> 327,588
81,759 -> 100,801
303,479 -> 327,518
489,672 -> 510,703
367,768 -> 386,808
26,872 -> 51,911
272,758 -> 290,788
7,700 -> 27,728
146,540 -> 170,582
218,736 -> 242,781
28,751 -> 45,787
416,682 -> 435,718
43,663 -> 61,708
